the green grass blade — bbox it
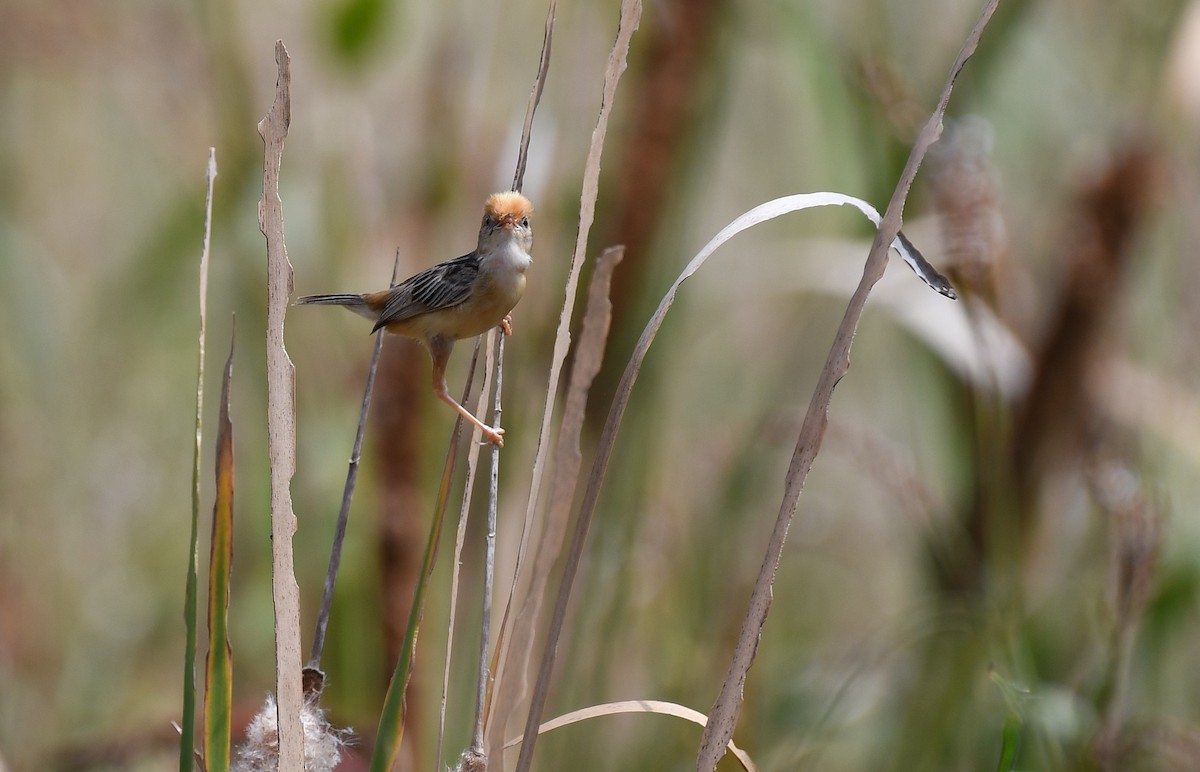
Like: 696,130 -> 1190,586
181,148 -> 217,772
995,711 -> 1022,772
369,343 -> 479,772
203,327 -> 236,771
181,364 -> 202,772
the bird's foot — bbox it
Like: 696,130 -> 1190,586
481,425 -> 506,448
499,315 -> 513,336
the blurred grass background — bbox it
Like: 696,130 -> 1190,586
2,0 -> 1200,769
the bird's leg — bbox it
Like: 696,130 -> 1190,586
429,337 -> 505,447
499,314 -> 513,336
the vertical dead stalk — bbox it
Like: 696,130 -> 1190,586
487,0 -> 642,757
512,0 -> 557,195
514,246 -> 623,772
474,334 -> 506,752
437,331 -> 500,771
256,39 -> 305,771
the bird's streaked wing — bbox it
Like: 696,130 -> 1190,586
372,252 -> 480,332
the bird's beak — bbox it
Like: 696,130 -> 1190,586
499,213 -> 516,230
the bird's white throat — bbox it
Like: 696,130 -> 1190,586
489,238 -> 533,273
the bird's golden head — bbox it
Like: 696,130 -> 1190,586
484,191 -> 534,226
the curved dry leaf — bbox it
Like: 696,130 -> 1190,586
672,191 -> 951,297
504,700 -> 758,772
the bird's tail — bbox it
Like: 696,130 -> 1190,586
294,293 -> 377,321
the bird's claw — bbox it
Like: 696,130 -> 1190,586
499,315 -> 514,336
482,426 -> 505,448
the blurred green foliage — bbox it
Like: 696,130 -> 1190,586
326,0 -> 394,63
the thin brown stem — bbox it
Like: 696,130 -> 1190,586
307,250 -> 404,675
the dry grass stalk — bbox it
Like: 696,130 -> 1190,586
515,245 -> 624,771
486,0 -> 643,760
437,330 -> 500,770
308,249 -> 404,677
255,38 -> 305,770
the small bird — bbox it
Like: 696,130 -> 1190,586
297,191 -> 534,447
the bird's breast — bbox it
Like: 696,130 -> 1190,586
421,246 -> 529,341
480,243 -> 530,301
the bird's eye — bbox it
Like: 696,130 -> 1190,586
484,215 -> 495,227
520,217 -> 529,228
